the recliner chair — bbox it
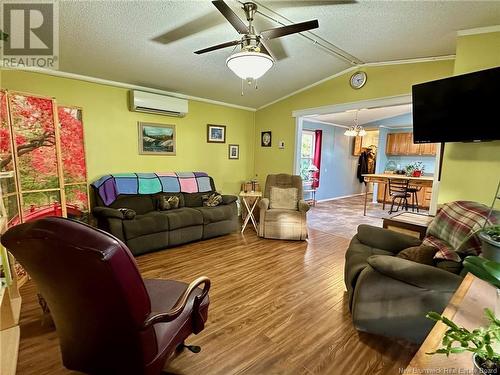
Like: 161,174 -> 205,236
1,217 -> 210,375
258,174 -> 310,240
345,201 -> 498,343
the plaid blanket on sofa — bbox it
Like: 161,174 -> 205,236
423,201 -> 499,262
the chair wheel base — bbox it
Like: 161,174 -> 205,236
176,343 -> 201,353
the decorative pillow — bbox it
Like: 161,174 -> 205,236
396,245 -> 439,266
118,208 -> 136,220
157,195 -> 180,210
157,196 -> 171,211
167,196 -> 180,209
269,187 -> 298,210
203,193 -> 223,207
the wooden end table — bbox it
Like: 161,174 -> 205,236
383,212 -> 434,240
239,191 -> 262,233
303,188 -> 317,207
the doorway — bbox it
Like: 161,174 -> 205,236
293,95 -> 441,217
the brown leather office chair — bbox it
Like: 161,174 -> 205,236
0,217 -> 210,375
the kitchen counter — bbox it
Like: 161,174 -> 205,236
362,173 -> 434,182
361,174 -> 434,215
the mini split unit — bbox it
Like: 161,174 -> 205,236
129,90 -> 188,117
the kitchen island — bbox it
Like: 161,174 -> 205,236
362,173 -> 434,215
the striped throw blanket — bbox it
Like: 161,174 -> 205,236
92,172 -> 213,206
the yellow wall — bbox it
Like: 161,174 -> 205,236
0,70 -> 255,195
253,60 -> 455,182
439,31 -> 500,205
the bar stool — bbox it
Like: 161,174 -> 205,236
407,184 -> 421,213
388,179 -> 411,214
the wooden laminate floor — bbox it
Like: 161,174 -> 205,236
16,228 -> 417,375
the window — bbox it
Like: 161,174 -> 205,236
300,130 -> 315,181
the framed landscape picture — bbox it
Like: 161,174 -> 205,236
138,122 -> 176,155
207,124 -> 226,143
228,144 -> 239,159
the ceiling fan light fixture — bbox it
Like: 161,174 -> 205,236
226,51 -> 274,80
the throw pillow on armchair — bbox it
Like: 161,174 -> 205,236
269,187 -> 298,210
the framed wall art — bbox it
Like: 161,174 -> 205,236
228,144 -> 239,159
138,122 -> 176,155
207,124 -> 226,143
261,131 -> 272,147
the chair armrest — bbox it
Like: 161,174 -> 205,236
92,207 -> 124,219
259,198 -> 270,210
298,200 -> 310,213
367,255 -> 462,292
221,195 -> 237,205
142,276 -> 211,329
357,224 -> 422,253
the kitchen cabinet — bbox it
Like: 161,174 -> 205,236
352,136 -> 363,156
352,130 -> 379,156
385,132 -> 437,156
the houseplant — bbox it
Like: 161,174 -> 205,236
479,225 -> 500,262
426,308 -> 500,374
405,161 -> 425,177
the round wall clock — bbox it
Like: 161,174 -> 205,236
350,71 -> 367,89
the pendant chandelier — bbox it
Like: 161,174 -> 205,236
344,110 -> 367,137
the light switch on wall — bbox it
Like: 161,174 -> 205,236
278,141 -> 285,149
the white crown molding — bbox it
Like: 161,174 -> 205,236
257,55 -> 455,111
292,94 -> 413,118
0,65 -> 257,112
302,117 -> 349,129
457,25 -> 500,37
379,124 -> 413,129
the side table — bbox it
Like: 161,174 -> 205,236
239,191 -> 262,233
303,188 -> 317,207
383,212 -> 434,240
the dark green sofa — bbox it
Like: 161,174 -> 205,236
91,180 -> 238,256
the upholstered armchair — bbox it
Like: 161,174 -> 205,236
258,174 -> 310,240
345,201 -> 498,344
1,217 -> 210,375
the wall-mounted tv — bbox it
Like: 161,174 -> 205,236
412,66 -> 500,143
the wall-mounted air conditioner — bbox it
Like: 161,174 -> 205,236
129,90 -> 188,117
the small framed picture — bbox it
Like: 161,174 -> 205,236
207,124 -> 226,143
228,144 -> 239,159
138,122 -> 176,155
261,131 -> 272,147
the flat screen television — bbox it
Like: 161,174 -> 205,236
412,66 -> 500,143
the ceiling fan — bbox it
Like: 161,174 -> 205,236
195,0 -> 319,81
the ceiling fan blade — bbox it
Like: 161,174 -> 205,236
259,39 -> 277,61
194,40 -> 241,55
152,12 -> 224,45
212,0 -> 248,34
254,16 -> 288,60
261,20 -> 319,40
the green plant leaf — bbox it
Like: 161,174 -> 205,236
450,347 -> 467,353
426,312 -> 443,321
464,257 -> 500,288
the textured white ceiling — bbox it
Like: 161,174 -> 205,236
58,0 -> 500,108
308,103 -> 412,126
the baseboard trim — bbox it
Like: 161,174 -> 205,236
316,193 -> 365,203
